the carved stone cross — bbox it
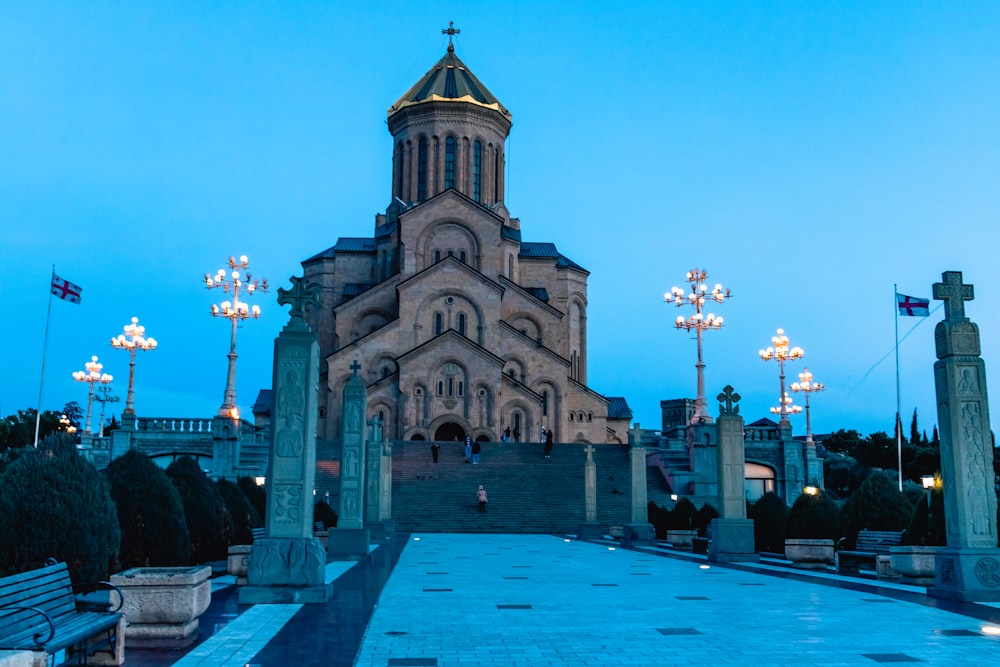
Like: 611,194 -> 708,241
350,360 -> 361,377
933,270 -> 974,322
717,385 -> 741,416
276,275 -> 319,322
584,444 -> 595,463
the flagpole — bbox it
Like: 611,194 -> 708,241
894,283 -> 903,491
34,266 -> 55,447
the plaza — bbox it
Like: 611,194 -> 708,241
122,533 -> 1000,667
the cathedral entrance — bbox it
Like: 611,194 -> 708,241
434,422 -> 466,442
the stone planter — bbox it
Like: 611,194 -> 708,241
228,545 -> 252,584
110,565 -> 212,643
666,530 -> 698,550
785,538 -> 835,569
313,530 -> 329,549
890,545 -> 942,586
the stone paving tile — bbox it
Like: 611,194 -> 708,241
353,534 -> 1000,667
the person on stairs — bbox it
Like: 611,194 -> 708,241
477,485 -> 488,512
472,439 -> 481,464
464,435 -> 472,463
544,429 -> 554,459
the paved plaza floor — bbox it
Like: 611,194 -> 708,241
124,534 -> 1000,666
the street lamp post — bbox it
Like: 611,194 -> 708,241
790,368 -> 824,445
94,384 -> 120,438
759,328 -> 804,426
72,355 -> 113,434
665,269 -> 731,424
111,317 -> 158,415
206,255 -> 267,419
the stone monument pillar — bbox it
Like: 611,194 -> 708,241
364,416 -> 395,543
329,360 -> 371,560
622,444 -> 655,547
708,386 -> 759,563
927,271 -> 1000,602
577,444 -> 604,540
241,276 -> 330,604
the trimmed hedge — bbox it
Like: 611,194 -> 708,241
785,490 -> 840,540
106,450 -> 191,567
0,435 -> 120,583
837,471 -> 913,549
166,457 -> 231,563
217,478 -> 261,545
237,476 -> 267,526
749,492 -> 788,552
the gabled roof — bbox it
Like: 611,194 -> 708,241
747,418 -> 780,428
388,49 -> 510,120
343,283 -> 376,299
252,389 -> 272,415
606,397 -> 633,420
519,242 -> 589,274
501,225 -> 521,242
523,287 -> 549,303
302,236 -> 377,265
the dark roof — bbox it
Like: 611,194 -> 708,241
519,242 -> 588,274
252,389 -> 272,415
389,49 -> 510,120
747,418 -> 780,428
303,245 -> 336,264
501,225 -> 521,242
606,397 -> 633,420
334,237 -> 376,253
343,283 -> 376,298
523,287 -> 549,303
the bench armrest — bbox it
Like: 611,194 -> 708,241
73,580 -> 125,613
0,605 -> 56,646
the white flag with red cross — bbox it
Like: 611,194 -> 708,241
51,274 -> 83,304
896,293 -> 929,317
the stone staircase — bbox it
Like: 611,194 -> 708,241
390,440 -> 632,533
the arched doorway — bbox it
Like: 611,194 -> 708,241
410,434 -> 426,441
434,421 -> 466,442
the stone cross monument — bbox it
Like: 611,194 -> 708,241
927,271 -> 1000,601
329,360 -> 371,560
708,386 -> 759,563
241,276 -> 330,604
577,444 -> 604,540
622,443 -> 655,547
364,415 -> 395,543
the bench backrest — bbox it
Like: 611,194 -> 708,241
251,527 -> 266,541
855,530 -> 904,553
0,562 -> 76,640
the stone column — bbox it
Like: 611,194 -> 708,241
927,271 -> 1000,602
329,361 -> 371,560
241,276 -> 330,604
577,444 -> 604,540
708,386 -> 759,563
364,416 -> 395,543
622,444 -> 655,547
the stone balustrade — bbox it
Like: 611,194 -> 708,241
136,417 -> 213,433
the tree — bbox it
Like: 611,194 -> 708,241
822,429 -> 864,456
0,433 -> 120,583
910,409 -> 920,445
2,408 -> 70,451
61,401 -> 84,431
837,470 -> 913,548
166,457 -> 232,563
106,450 -> 191,568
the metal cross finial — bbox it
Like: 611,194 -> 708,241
933,271 -> 974,322
350,360 -> 361,377
277,275 -> 319,323
717,385 -> 741,416
442,21 -> 460,52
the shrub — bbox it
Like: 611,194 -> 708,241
106,450 -> 191,568
901,489 -> 946,546
166,457 -> 231,563
785,490 -> 840,540
0,436 -> 120,584
216,479 -> 261,545
667,497 -> 697,530
837,471 -> 913,548
313,500 -> 338,529
749,492 -> 788,552
694,503 -> 719,537
237,476 -> 267,525
647,501 -> 669,539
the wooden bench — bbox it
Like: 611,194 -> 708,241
0,561 -> 123,665
836,530 -> 904,575
251,527 -> 267,541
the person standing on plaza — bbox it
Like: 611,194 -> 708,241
472,439 -> 481,464
477,485 -> 488,512
431,441 -> 440,463
464,435 -> 472,463
544,429 -> 553,459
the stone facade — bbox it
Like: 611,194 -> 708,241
297,44 -> 630,445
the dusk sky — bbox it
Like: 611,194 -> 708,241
3,2 -> 999,441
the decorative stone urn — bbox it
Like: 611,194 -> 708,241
785,538 -> 835,569
666,530 -> 698,550
110,565 -> 212,643
889,545 -> 942,586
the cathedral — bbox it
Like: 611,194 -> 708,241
297,36 -> 632,445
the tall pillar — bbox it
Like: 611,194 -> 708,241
622,444 -> 655,547
241,276 -> 330,604
927,271 -> 1000,601
577,444 -> 604,539
708,386 -> 759,563
329,360 -> 371,560
364,416 -> 395,543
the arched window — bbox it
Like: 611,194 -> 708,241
457,381 -> 464,396
447,378 -> 454,396
587,412 -> 593,422
434,312 -> 443,335
569,413 -> 575,421
437,381 -> 444,396
434,250 -> 441,263
381,366 -> 391,379
507,368 -> 517,380
459,250 -> 467,263
494,147 -> 501,202
473,140 -> 482,202
394,141 -> 404,199
508,254 -> 514,278
445,136 -> 456,189
458,313 -> 467,336
542,390 -> 549,417
417,137 -> 428,201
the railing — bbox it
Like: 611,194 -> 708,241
136,417 -> 213,433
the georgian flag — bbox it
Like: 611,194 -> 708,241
51,274 -> 83,304
897,293 -> 929,317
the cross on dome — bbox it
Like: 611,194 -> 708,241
442,21 -> 460,52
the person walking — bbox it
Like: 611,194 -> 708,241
513,427 -> 520,443
544,429 -> 553,459
431,441 -> 440,463
472,439 -> 481,464
464,435 -> 472,463
477,485 -> 488,512
504,426 -> 511,443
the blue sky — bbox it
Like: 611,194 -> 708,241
2,2 -> 999,441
